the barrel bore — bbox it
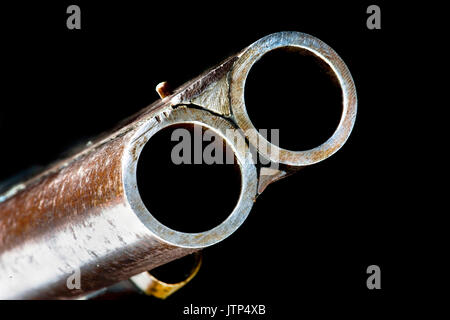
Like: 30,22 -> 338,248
136,123 -> 242,233
244,46 -> 343,151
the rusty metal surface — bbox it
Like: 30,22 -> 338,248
0,31 -> 357,299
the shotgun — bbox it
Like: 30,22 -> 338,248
0,31 -> 357,299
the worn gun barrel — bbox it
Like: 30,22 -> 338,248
0,32 -> 357,299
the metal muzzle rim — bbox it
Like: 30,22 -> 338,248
123,106 -> 258,249
230,31 -> 357,167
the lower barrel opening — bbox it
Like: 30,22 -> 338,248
136,123 -> 242,233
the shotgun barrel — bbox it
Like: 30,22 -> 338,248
0,32 -> 357,299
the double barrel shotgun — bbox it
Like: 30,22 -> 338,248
0,32 -> 357,299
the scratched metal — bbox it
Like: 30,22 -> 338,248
0,32 -> 357,299
230,32 -> 357,167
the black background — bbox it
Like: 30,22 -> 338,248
0,0 -> 438,317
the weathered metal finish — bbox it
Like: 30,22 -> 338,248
0,114 -> 198,299
230,32 -> 357,167
0,32 -> 357,299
